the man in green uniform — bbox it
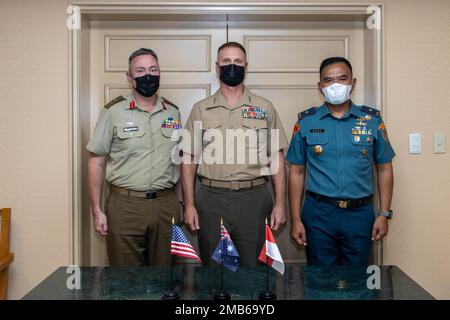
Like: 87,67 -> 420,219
87,48 -> 183,266
181,42 -> 288,266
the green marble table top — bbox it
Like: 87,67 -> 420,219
22,265 -> 434,300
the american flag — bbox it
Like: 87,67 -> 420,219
171,224 -> 202,262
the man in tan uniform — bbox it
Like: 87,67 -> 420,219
87,48 -> 183,266
181,42 -> 288,266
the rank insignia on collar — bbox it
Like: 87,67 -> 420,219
130,100 -> 136,110
241,105 -> 268,120
162,117 -> 182,129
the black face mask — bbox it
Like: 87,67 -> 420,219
134,74 -> 160,97
219,64 -> 245,87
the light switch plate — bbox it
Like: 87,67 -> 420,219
409,133 -> 421,154
433,133 -> 446,154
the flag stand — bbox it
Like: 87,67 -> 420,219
258,256 -> 276,300
259,219 -> 276,300
162,218 -> 180,300
214,218 -> 231,300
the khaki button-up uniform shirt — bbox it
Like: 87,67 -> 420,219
183,88 -> 288,181
87,94 -> 181,190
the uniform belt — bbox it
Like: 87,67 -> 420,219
200,177 -> 268,191
306,191 -> 372,209
110,185 -> 173,199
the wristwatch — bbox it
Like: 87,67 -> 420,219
378,209 -> 393,219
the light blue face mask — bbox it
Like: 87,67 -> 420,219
322,83 -> 352,105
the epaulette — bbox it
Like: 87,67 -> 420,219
359,106 -> 381,118
298,107 -> 317,120
104,96 -> 125,109
162,97 -> 179,110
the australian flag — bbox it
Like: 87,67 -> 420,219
211,224 -> 240,272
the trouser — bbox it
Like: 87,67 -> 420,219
195,183 -> 273,266
301,194 -> 375,266
105,188 -> 181,266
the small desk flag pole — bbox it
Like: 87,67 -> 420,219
162,217 -> 180,300
258,218 -> 283,300
213,218 -> 231,300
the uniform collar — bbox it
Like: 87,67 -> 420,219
208,86 -> 253,110
125,93 -> 164,114
318,100 -> 363,119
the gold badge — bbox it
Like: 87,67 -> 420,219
337,280 -> 348,289
360,148 -> 368,157
313,145 -> 323,155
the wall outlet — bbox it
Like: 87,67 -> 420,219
433,133 -> 446,154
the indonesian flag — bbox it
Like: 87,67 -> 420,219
258,224 -> 285,275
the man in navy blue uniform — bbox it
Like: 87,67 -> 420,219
286,57 -> 395,266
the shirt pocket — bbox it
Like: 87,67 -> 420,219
115,123 -> 146,151
242,118 -> 268,130
242,118 -> 268,151
305,133 -> 329,157
351,135 -> 374,159
202,120 -> 223,150
306,133 -> 329,145
160,126 -> 180,141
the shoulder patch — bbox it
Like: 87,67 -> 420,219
298,107 -> 317,120
104,96 -> 125,109
162,97 -> 179,110
360,106 -> 381,118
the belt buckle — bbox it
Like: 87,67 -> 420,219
230,181 -> 240,191
145,191 -> 156,199
338,200 -> 348,209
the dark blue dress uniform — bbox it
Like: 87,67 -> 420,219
286,101 -> 395,266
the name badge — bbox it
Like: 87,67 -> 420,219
123,126 -> 138,132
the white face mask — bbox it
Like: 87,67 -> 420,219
321,83 -> 352,105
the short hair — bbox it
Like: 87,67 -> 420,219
217,42 -> 247,57
319,57 -> 353,77
128,48 -> 158,69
